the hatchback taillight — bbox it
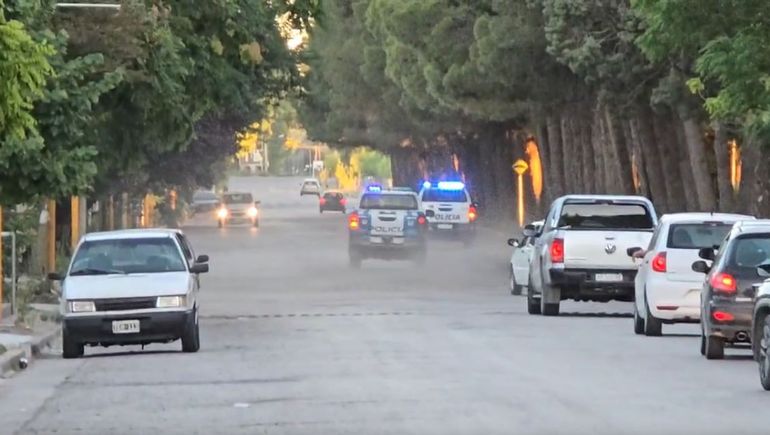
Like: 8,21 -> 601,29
710,272 -> 737,294
651,252 -> 667,273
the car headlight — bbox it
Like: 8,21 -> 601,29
69,301 -> 95,313
156,296 -> 186,308
217,208 -> 228,219
247,207 -> 258,217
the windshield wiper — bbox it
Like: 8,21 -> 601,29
69,268 -> 127,276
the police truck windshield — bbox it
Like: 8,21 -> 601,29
359,194 -> 418,210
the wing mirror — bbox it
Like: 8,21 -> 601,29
691,260 -> 711,274
190,263 -> 209,274
627,247 -> 643,258
425,210 -> 435,218
757,264 -> 770,278
508,238 -> 520,247
196,254 -> 209,263
522,224 -> 537,238
698,247 -> 716,261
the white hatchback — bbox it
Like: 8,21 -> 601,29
508,220 -> 544,295
629,213 -> 754,336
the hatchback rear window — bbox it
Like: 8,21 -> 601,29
360,194 -> 418,210
666,223 -> 732,249
323,192 -> 343,199
558,202 -> 654,230
726,234 -> 770,272
421,189 -> 468,203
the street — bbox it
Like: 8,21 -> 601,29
0,177 -> 767,435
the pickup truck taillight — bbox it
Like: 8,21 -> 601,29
468,206 -> 477,222
551,238 -> 564,264
348,212 -> 360,230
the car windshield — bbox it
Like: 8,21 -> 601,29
726,234 -> 770,273
193,191 -> 217,202
558,202 -> 654,230
422,189 -> 468,203
359,193 -> 418,210
667,223 -> 733,249
70,237 -> 187,275
223,193 -> 253,204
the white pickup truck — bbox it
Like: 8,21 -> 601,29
527,195 -> 658,316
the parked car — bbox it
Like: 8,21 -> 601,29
508,220 -> 544,295
301,178 -> 321,196
191,190 -> 219,214
692,220 -> 770,359
629,213 -> 753,336
751,264 -> 770,390
320,191 -> 347,213
527,195 -> 657,316
49,229 -> 209,358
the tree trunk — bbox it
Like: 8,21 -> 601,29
712,122 -> 734,212
546,114 -> 565,198
560,114 -> 577,193
626,119 -> 649,197
632,109 -> 668,212
603,106 -> 635,194
591,103 -> 610,193
535,121 -> 554,203
679,114 -> 717,211
651,114 -> 686,210
579,109 -> 595,193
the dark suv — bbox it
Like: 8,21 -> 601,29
320,191 -> 346,213
692,221 -> 770,360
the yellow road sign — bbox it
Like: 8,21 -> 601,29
513,159 -> 529,175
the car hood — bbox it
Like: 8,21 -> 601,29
63,272 -> 190,299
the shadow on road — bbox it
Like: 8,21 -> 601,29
84,349 -> 181,359
557,312 -> 633,318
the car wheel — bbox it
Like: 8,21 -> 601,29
759,316 -> 770,390
527,292 -> 541,315
705,334 -> 725,360
643,296 -> 662,336
510,268 -> 522,296
61,329 -> 84,359
633,303 -> 645,335
540,281 -> 560,316
181,308 -> 200,353
320,209 -> 324,214
700,330 -> 706,356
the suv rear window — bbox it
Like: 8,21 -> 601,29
666,223 -> 732,249
360,193 -> 418,210
421,189 -> 468,203
558,202 -> 654,230
323,192 -> 343,199
223,193 -> 253,204
726,234 -> 770,272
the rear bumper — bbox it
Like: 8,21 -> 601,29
320,204 -> 345,211
349,237 -> 425,258
704,301 -> 753,341
64,310 -> 192,346
549,268 -> 635,300
646,279 -> 702,321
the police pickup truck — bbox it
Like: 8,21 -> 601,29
348,186 -> 428,268
418,181 -> 477,244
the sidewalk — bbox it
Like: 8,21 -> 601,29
0,304 -> 61,378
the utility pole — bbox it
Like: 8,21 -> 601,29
47,200 -> 56,273
71,196 -> 80,252
513,159 -> 529,228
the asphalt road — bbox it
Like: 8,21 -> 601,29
1,176 -> 768,434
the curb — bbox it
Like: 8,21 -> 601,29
0,326 -> 61,379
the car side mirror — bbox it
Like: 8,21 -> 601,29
692,260 -> 711,274
196,254 -> 209,263
508,238 -> 520,247
698,247 -> 716,261
627,247 -> 642,258
522,224 -> 537,238
190,263 -> 209,274
757,264 -> 770,278
47,272 -> 63,281
425,210 -> 435,218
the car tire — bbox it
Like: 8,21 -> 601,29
633,303 -> 645,335
700,330 -> 706,356
527,292 -> 541,315
704,334 -> 725,360
320,209 -> 324,214
181,308 -> 200,353
61,329 -> 84,359
510,268 -> 522,296
643,296 -> 662,336
759,316 -> 770,390
540,283 -> 560,316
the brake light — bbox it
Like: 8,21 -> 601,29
710,272 -> 737,294
320,197 -> 326,205
348,212 -> 360,230
712,311 -> 735,322
417,215 -> 426,225
340,198 -> 347,206
468,206 -> 477,222
651,252 -> 667,273
551,238 -> 564,264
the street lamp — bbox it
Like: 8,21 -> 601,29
512,159 -> 529,228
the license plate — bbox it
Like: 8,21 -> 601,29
435,214 -> 461,221
112,320 -> 140,334
595,273 -> 623,282
437,223 -> 454,230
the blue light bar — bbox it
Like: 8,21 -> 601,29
437,181 -> 465,190
366,184 -> 382,192
422,181 -> 432,189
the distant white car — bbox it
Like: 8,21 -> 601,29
301,179 -> 321,196
629,213 -> 754,336
508,220 -> 544,295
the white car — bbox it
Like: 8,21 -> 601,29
629,213 -> 754,336
301,178 -> 321,196
49,229 -> 209,358
508,220 -> 544,295
418,181 -> 477,244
